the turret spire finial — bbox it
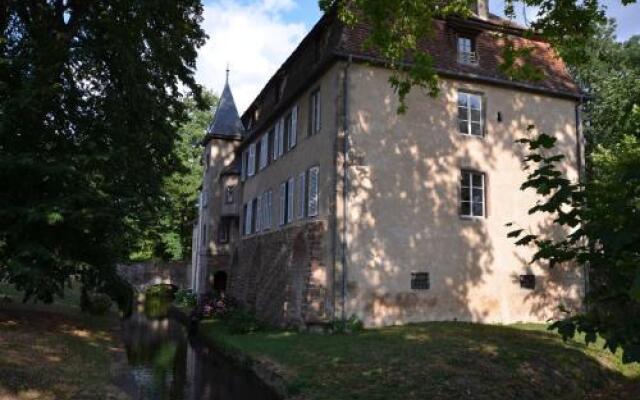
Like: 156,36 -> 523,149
225,63 -> 230,84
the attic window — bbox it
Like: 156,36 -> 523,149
411,272 -> 430,290
457,36 -> 478,65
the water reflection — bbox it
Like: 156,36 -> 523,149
119,300 -> 280,400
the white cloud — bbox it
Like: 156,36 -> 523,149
195,0 -> 308,114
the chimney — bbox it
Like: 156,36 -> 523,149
475,0 -> 489,20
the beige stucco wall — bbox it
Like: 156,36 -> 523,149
239,63 -> 344,311
344,64 -> 584,326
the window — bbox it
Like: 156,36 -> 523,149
279,182 -> 286,226
273,123 -> 280,161
297,171 -> 306,219
259,133 -> 269,170
202,190 -> 208,208
245,201 -> 253,235
289,106 -> 298,149
201,223 -> 207,246
460,170 -> 485,218
310,89 -> 321,135
411,272 -> 430,290
248,143 -> 256,177
218,220 -> 229,244
256,194 -> 262,232
457,36 -> 477,65
283,113 -> 291,152
251,198 -> 258,233
287,177 -> 294,224
308,166 -> 319,217
242,203 -> 248,235
266,190 -> 273,230
224,186 -> 235,204
241,150 -> 248,181
520,274 -> 536,290
261,191 -> 271,231
277,118 -> 284,157
458,91 -> 483,136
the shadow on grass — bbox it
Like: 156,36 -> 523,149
0,305 -> 123,400
203,320 -> 640,400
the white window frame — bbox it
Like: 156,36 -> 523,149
307,166 -> 319,217
460,170 -> 486,218
248,143 -> 256,177
458,91 -> 483,136
457,36 -> 477,65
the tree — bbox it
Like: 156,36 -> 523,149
132,90 -> 218,262
0,1 -> 207,308
508,34 -> 640,362
319,0 -> 634,112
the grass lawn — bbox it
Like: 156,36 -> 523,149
0,283 -> 129,400
200,320 -> 640,400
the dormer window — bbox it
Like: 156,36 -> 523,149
457,36 -> 477,65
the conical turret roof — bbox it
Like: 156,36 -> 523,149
206,77 -> 245,140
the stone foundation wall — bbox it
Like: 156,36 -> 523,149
227,220 -> 330,328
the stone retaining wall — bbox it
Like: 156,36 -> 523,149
227,220 -> 330,328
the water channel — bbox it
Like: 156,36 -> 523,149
116,298 -> 280,400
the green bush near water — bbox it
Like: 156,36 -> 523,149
174,289 -> 197,309
145,284 -> 177,299
220,309 -> 264,335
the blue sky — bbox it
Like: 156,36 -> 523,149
197,1 -> 640,112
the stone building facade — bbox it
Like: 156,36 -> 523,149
191,1 -> 586,328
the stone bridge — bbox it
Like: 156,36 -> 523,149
117,261 -> 190,292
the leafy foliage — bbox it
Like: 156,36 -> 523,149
132,90 -> 218,261
0,1 -> 207,309
510,131 -> 640,363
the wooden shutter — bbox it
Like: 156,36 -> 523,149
287,177 -> 294,224
246,201 -> 253,234
290,105 -> 298,148
308,166 -> 319,217
298,172 -> 306,219
279,182 -> 286,226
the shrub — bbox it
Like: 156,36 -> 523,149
174,289 -> 197,309
87,293 -> 112,315
145,284 -> 177,299
332,315 -> 364,334
222,309 -> 263,335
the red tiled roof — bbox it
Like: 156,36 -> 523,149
336,18 -> 580,96
239,12 -> 581,147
